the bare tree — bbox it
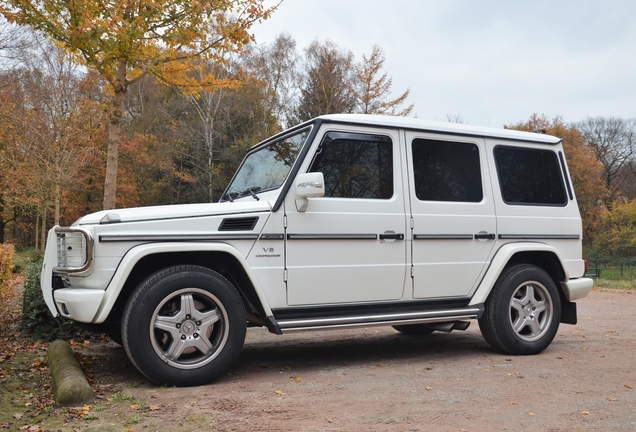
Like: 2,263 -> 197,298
246,33 -> 299,130
575,116 -> 636,204
446,113 -> 465,124
293,40 -> 356,123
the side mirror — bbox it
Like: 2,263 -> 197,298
295,172 -> 325,212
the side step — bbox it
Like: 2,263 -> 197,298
276,306 -> 483,333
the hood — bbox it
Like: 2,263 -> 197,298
74,200 -> 272,226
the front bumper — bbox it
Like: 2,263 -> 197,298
41,227 -> 104,323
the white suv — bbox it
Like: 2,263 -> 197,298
41,114 -> 593,386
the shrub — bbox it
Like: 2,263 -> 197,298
22,260 -> 90,341
0,243 -> 14,295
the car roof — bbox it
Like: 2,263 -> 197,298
316,114 -> 562,145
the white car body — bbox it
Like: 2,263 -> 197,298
41,114 -> 593,385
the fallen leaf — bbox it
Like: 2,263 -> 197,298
326,418 -> 332,423
425,386 -> 432,391
509,402 -> 518,406
130,404 -> 139,410
376,363 -> 384,367
291,376 -> 301,383
13,414 -> 22,420
625,384 -> 634,389
148,405 -> 160,411
82,405 -> 90,412
607,398 -> 618,402
275,390 -> 285,396
581,410 -> 590,415
529,412 -> 536,416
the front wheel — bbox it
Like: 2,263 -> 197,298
479,264 -> 561,355
122,265 -> 246,386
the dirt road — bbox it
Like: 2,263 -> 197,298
87,290 -> 636,431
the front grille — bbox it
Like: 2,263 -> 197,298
218,217 -> 259,231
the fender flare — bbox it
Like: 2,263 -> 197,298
92,242 -> 274,323
468,242 -> 568,306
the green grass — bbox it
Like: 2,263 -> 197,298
590,265 -> 636,289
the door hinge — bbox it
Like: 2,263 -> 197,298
283,215 -> 288,229
284,268 -> 288,282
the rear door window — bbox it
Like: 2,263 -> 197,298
412,139 -> 483,202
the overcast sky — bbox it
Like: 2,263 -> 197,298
252,0 -> 636,129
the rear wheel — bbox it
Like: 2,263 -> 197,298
122,265 -> 246,386
479,264 -> 561,355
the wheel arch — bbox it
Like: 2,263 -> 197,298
470,243 -> 568,307
93,243 -> 273,325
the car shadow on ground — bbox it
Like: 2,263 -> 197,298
88,325 -> 493,387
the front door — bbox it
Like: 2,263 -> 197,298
285,128 -> 408,306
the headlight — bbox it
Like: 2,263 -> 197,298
53,227 -> 94,273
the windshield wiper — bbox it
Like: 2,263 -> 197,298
241,186 -> 261,201
239,187 -> 261,201
222,192 -> 238,202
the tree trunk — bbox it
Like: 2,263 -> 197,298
40,207 -> 46,251
35,214 -> 40,250
103,60 -> 128,210
54,182 -> 60,226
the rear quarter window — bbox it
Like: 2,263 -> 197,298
494,146 -> 567,206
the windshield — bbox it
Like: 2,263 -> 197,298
222,127 -> 311,201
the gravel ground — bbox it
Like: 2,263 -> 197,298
80,289 -> 636,431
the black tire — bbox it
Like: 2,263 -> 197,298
392,324 -> 435,335
121,265 -> 246,386
479,264 -> 561,355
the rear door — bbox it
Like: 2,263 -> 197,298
405,132 -> 497,299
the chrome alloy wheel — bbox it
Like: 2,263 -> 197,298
150,288 -> 229,369
508,281 -> 553,342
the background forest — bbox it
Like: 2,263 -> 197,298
0,18 -> 635,261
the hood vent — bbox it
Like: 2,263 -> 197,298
219,217 -> 259,231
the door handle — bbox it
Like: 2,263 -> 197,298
474,233 -> 496,240
379,233 -> 404,240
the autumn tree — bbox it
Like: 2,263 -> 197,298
506,114 -> 607,244
353,44 -> 412,116
592,200 -> 636,257
1,0 -> 276,210
1,36 -> 104,247
293,40 -> 356,123
575,116 -> 636,205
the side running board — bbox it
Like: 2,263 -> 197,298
274,306 -> 483,333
